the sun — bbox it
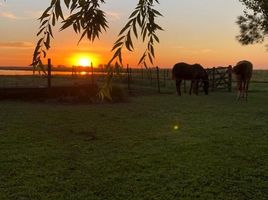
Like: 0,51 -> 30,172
78,57 -> 91,67
69,53 -> 99,67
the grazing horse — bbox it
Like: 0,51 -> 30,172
172,62 -> 209,96
233,60 -> 253,100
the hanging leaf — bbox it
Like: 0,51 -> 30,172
37,27 -> 46,36
55,0 -> 64,20
64,0 -> 71,8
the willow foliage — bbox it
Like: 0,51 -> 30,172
31,0 -> 163,99
32,0 -> 162,68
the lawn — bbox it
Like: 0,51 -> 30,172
0,90 -> 267,199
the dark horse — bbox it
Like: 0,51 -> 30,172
233,60 -> 253,100
172,62 -> 209,96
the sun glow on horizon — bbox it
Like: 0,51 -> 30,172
70,53 -> 99,67
78,57 -> 91,67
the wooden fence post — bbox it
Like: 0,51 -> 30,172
130,67 -> 132,81
228,65 -> 232,92
91,62 -> 94,85
163,69 -> 166,87
149,68 -> 152,85
212,67 -> 215,91
47,58 -> 52,88
127,64 -> 131,92
166,69 -> 169,78
156,66 -> 160,93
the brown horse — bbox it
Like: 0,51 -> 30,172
233,60 -> 253,100
172,62 -> 209,96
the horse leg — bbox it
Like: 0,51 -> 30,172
245,80 -> 250,101
242,81 -> 246,99
237,91 -> 240,100
176,79 -> 182,96
183,80 -> 187,93
237,81 -> 242,100
189,80 -> 194,95
195,80 -> 199,95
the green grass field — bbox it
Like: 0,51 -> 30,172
0,88 -> 267,199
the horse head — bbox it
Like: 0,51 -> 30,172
193,64 -> 209,95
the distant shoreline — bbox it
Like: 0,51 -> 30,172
0,66 -> 33,71
0,66 -> 268,71
0,66 -> 73,72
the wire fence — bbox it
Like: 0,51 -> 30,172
1,61 -> 268,93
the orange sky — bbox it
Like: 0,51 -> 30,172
0,0 -> 268,69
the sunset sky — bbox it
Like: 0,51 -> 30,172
0,0 -> 268,69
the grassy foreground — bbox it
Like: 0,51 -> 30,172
0,91 -> 267,200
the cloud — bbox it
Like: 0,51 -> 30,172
185,48 -> 213,55
0,10 -> 43,20
0,11 -> 18,19
106,11 -> 122,21
201,48 -> 213,53
172,45 -> 213,54
172,45 -> 184,49
23,10 -> 43,19
0,41 -> 34,48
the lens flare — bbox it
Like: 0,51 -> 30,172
173,125 -> 179,130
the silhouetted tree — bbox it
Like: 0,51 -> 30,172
237,0 -> 268,45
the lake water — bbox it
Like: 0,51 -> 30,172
0,69 -> 75,76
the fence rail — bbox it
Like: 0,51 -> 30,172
1,60 -> 268,94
